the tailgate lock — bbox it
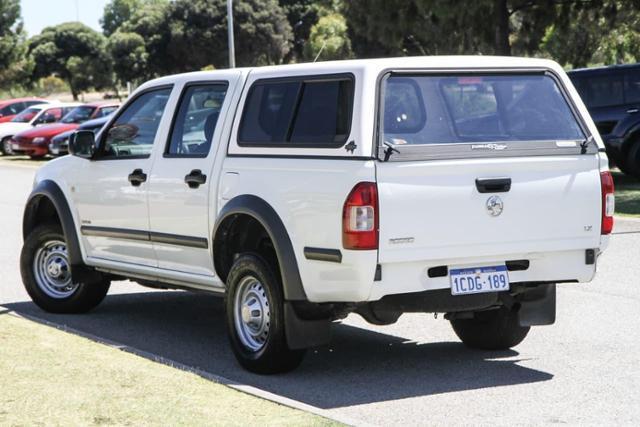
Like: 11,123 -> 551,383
486,195 -> 504,217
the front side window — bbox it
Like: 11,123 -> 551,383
33,108 -> 63,125
61,106 -> 96,124
382,74 -> 584,146
0,102 -> 23,116
12,107 -> 41,123
167,83 -> 227,156
238,75 -> 354,147
101,87 -> 172,158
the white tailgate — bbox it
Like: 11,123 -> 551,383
376,155 -> 602,264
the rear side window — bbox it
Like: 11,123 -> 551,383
382,74 -> 584,145
238,75 -> 354,147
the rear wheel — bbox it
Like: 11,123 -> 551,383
20,223 -> 110,313
624,141 -> 640,179
450,307 -> 530,350
225,253 -> 305,374
1,137 -> 13,155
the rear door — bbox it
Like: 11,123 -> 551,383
376,71 -> 602,264
147,76 -> 236,277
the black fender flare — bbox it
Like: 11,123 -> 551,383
212,194 -> 307,301
23,180 -> 100,283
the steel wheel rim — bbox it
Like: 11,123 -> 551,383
3,139 -> 12,155
234,275 -> 271,352
32,239 -> 77,298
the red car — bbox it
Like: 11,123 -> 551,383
11,102 -> 120,158
0,98 -> 49,123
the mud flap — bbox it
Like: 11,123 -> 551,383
283,302 -> 331,350
517,283 -> 556,326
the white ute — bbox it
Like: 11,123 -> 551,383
20,56 -> 614,373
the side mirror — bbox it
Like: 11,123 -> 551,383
69,130 -> 96,159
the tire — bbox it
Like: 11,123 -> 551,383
20,223 -> 110,313
624,142 -> 640,179
1,137 -> 13,156
29,154 -> 45,160
450,307 -> 530,350
225,253 -> 305,374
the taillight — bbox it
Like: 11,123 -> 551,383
342,182 -> 378,250
600,171 -> 615,235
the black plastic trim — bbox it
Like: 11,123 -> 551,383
226,153 -> 374,161
303,247 -> 342,263
475,177 -> 512,193
213,194 -> 307,301
80,226 -> 209,249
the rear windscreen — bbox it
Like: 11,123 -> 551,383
382,74 -> 584,146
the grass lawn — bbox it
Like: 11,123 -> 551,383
0,311 -> 339,427
612,170 -> 640,218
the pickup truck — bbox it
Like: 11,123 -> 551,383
20,56 -> 613,374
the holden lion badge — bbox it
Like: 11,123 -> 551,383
486,195 -> 504,217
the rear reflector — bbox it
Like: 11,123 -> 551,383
600,171 -> 615,235
343,182 -> 378,250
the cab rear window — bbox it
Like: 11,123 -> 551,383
238,75 -> 354,147
382,74 -> 584,146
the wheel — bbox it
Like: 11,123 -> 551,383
225,253 -> 305,374
20,223 -> 110,313
450,307 -> 530,350
1,137 -> 13,155
29,154 -> 45,160
624,142 -> 640,179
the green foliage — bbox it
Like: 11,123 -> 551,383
107,31 -> 149,84
37,75 -> 68,96
165,0 -> 293,70
304,12 -> 352,61
101,0 -> 142,36
28,22 -> 111,99
0,0 -> 31,91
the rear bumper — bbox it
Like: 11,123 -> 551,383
369,249 -> 597,301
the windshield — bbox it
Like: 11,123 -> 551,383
11,107 -> 40,123
61,106 -> 96,124
382,74 -> 584,146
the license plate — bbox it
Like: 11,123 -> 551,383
450,265 -> 509,295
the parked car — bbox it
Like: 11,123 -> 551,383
0,103 -> 80,155
49,114 -> 113,156
21,56 -> 613,374
11,102 -> 120,159
0,98 -> 49,123
569,63 -> 640,177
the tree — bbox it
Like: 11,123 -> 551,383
304,12 -> 352,61
279,0 -> 320,62
28,22 -> 111,99
107,31 -> 149,85
118,0 -> 171,76
0,0 -> 31,91
165,0 -> 293,70
101,0 -> 142,36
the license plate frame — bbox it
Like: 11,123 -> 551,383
450,264 -> 510,296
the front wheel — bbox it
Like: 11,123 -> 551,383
20,223 -> 110,313
225,253 -> 305,374
1,137 -> 13,155
450,307 -> 530,350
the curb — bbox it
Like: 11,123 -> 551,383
4,309 -> 366,427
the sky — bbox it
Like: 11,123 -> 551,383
21,0 -> 109,36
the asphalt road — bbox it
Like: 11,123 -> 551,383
2,160 -> 640,425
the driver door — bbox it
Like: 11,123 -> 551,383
69,86 -> 174,267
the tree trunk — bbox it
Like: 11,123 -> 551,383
495,0 -> 512,55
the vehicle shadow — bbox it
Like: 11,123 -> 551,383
5,290 -> 553,409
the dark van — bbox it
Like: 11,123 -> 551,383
569,63 -> 640,178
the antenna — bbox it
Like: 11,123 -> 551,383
313,41 -> 327,63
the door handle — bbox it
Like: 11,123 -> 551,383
128,169 -> 147,186
475,177 -> 511,193
627,108 -> 639,114
184,169 -> 207,189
